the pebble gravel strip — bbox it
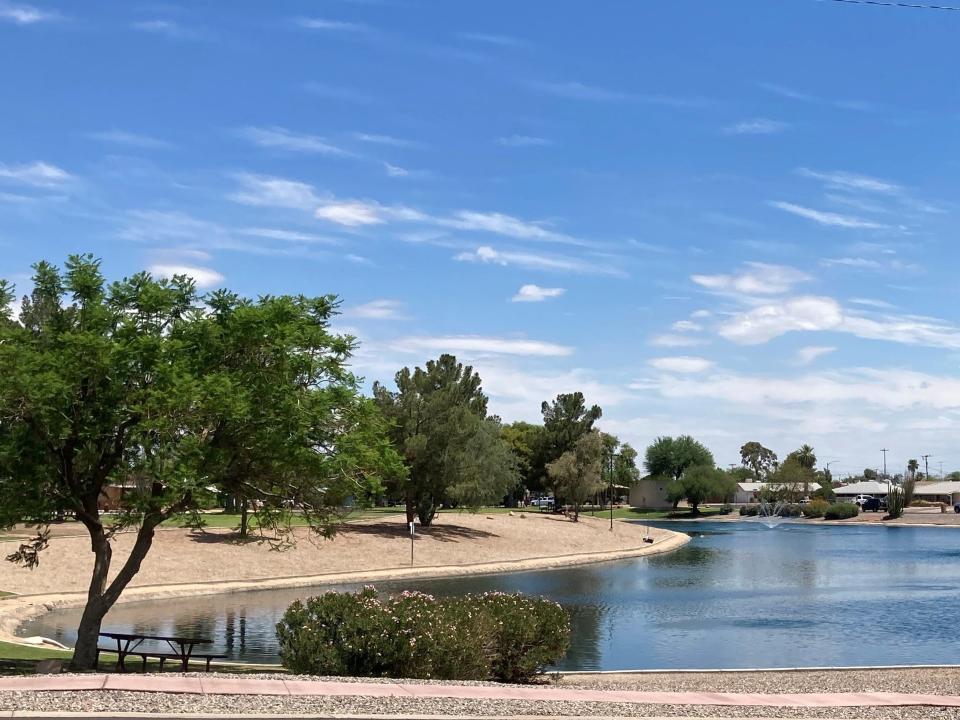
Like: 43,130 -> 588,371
4,690 -> 960,718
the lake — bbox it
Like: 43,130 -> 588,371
21,521 -> 960,670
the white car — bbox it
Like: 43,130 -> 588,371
530,497 -> 554,508
853,494 -> 873,506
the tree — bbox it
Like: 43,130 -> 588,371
531,392 -> 602,490
864,468 -> 878,480
645,436 -> 715,482
787,444 -> 817,472
739,441 -> 778,481
769,456 -> 813,501
546,431 -> 604,521
0,256 -> 399,671
666,465 -> 734,514
373,354 -> 516,525
907,459 -> 919,480
500,421 -> 543,506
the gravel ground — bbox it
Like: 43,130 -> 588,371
5,671 -> 960,717
4,690 -> 960,717
558,668 -> 960,695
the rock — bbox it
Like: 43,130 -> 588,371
35,659 -> 64,674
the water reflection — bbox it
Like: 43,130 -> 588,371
21,522 -> 960,670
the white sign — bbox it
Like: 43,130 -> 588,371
409,521 -> 415,535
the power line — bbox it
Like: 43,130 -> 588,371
824,0 -> 960,10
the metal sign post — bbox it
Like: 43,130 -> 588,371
409,520 -> 415,566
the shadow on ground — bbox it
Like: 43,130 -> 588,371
337,521 -> 498,542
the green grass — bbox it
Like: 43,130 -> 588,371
610,506 -> 729,520
0,591 -> 14,599
0,640 -> 285,676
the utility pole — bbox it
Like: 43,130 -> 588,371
923,454 -> 931,480
881,449 -> 889,479
940,461 -> 944,480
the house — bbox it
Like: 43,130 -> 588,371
735,482 -> 766,505
911,481 -> 960,506
629,477 -> 673,509
833,480 -> 892,499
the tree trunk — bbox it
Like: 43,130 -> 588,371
70,520 -> 161,671
417,497 -> 436,526
70,530 -> 113,672
405,495 -> 415,524
239,498 -> 249,538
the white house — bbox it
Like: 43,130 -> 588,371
833,481 -> 892,498
735,482 -> 766,505
911,481 -> 960,506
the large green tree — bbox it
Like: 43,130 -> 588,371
666,465 -> 735,514
786,444 -> 817,472
500,420 -> 542,506
739,441 -> 778,481
531,392 -> 602,490
372,354 -> 517,525
645,435 -> 714,482
546,430 -> 604,521
0,256 -> 399,671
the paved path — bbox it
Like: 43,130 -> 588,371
3,676 -> 960,707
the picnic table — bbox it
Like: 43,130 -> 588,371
98,631 -> 226,672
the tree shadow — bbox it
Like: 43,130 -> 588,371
186,529 -> 269,546
337,521 -> 498,543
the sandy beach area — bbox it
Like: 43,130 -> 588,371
0,512 -> 686,642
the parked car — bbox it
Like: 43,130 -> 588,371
860,496 -> 887,512
853,494 -> 873,506
530,497 -> 554,509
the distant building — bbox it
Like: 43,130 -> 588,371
735,482 -> 766,505
629,477 -> 672,509
911,481 -> 960,506
833,481 -> 892,498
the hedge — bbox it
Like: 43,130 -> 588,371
823,502 -> 859,520
276,587 -> 570,682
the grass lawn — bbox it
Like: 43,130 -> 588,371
611,506 -> 730,520
0,640 -> 284,676
0,591 -> 14,599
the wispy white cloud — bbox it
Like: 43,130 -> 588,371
723,118 -> 788,135
797,168 -> 899,194
649,356 -> 714,373
849,297 -> 896,310
821,257 -> 883,269
314,198 -> 424,226
650,334 -> 707,348
87,129 -> 173,149
0,161 -> 72,187
691,262 -> 810,296
229,173 -> 321,210
0,1 -> 59,24
496,135 -> 553,147
717,295 -> 960,349
532,80 -> 704,107
148,263 -> 224,288
796,346 -> 836,366
296,17 -> 370,32
759,82 -> 873,112
346,299 -> 406,320
455,245 -> 624,277
512,284 -> 565,302
391,334 -> 574,358
769,201 -> 887,229
459,32 -> 525,47
384,162 -> 409,178
237,227 -> 338,244
671,320 -> 703,332
236,126 -> 352,157
132,20 -> 209,41
353,132 -> 419,148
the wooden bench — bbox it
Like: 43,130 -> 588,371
96,647 -> 227,672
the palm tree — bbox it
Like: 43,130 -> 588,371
907,458 -> 919,480
793,444 -> 817,471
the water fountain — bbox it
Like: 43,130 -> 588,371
754,499 -> 792,529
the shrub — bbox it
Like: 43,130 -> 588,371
739,505 -> 759,516
823,502 -> 859,520
777,503 -> 803,518
801,499 -> 830,518
276,587 -> 570,682
718,503 -> 733,515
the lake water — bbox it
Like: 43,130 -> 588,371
21,521 -> 960,670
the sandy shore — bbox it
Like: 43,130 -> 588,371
0,512 -> 686,643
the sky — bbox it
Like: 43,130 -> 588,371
2,0 -> 959,479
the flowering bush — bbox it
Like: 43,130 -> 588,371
276,586 -> 570,682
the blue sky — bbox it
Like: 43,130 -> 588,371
2,0 -> 960,478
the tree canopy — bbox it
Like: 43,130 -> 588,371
666,465 -> 735,514
546,430 -> 604,521
0,256 -> 400,670
373,354 -> 517,525
531,392 -> 601,490
739,441 -> 778,481
645,435 -> 714,481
